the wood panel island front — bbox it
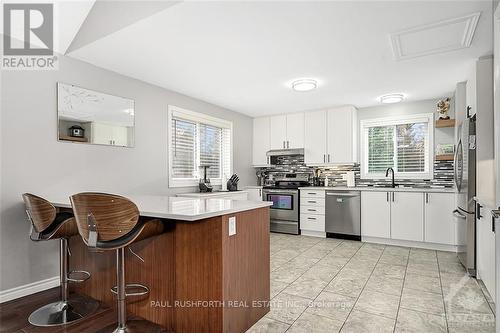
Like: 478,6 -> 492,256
45,194 -> 272,333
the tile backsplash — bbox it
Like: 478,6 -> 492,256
257,156 -> 454,189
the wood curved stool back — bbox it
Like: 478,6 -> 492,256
22,193 -> 56,233
70,193 -> 140,245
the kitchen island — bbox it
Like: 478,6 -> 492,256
46,194 -> 272,333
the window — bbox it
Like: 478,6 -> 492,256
361,113 -> 434,179
168,106 -> 232,187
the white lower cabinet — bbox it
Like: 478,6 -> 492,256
300,189 -> 325,235
391,192 -> 424,242
362,191 -> 456,247
424,193 -> 456,245
361,191 -> 391,238
300,214 -> 325,232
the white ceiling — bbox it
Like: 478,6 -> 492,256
66,1 -> 493,117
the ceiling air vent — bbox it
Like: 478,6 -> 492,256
390,12 -> 481,61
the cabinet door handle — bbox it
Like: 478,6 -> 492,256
283,141 -> 285,148
392,192 -> 395,202
386,192 -> 389,202
425,193 -> 429,204
287,141 -> 289,148
323,154 -> 326,163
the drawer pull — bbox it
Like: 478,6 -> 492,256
307,209 -> 316,211
307,200 -> 317,203
307,192 -> 317,195
307,217 -> 316,220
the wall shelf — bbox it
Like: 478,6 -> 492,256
435,154 -> 454,161
435,119 -> 456,128
59,135 -> 88,143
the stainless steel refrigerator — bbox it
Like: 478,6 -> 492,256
454,115 -> 476,276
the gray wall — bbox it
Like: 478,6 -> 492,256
357,98 -> 456,155
0,55 -> 254,291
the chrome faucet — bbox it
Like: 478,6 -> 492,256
385,167 -> 396,188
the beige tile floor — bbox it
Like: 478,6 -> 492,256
247,234 -> 496,333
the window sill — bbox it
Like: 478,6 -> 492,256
169,178 -> 223,188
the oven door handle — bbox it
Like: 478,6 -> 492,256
263,190 -> 297,194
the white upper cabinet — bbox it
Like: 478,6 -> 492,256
92,122 -> 129,146
304,106 -> 358,165
252,117 -> 270,165
424,193 -> 456,245
304,110 -> 327,165
269,113 -> 304,149
286,113 -> 305,149
327,106 -> 358,164
391,192 -> 424,242
269,115 -> 287,149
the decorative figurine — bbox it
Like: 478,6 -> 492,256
437,97 -> 451,119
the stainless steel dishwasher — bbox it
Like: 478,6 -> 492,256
325,190 -> 361,240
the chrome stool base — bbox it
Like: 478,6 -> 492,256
98,319 -> 167,333
28,294 -> 100,327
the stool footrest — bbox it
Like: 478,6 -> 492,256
67,270 -> 91,283
110,283 -> 149,297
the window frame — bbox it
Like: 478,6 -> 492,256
360,113 -> 434,180
167,105 -> 233,188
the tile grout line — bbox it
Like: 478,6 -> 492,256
267,237 -> 490,333
268,237 -> 345,329
391,248 -> 409,333
280,239 -> 348,331
337,243 -> 386,332
436,253 -> 451,333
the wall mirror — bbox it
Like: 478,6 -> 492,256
57,83 -> 135,147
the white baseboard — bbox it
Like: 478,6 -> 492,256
0,276 -> 59,303
301,230 -> 327,238
362,236 -> 458,252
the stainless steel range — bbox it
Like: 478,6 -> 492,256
262,173 -> 309,235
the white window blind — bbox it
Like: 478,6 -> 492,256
367,126 -> 394,173
362,114 -> 433,179
171,119 -> 197,178
169,106 -> 232,187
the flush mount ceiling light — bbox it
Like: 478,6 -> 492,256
379,93 -> 405,104
291,79 -> 317,92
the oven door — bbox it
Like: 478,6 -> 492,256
264,189 -> 298,222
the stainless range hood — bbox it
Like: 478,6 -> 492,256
266,148 -> 304,157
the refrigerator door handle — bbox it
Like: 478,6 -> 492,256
453,209 -> 466,220
453,139 -> 462,191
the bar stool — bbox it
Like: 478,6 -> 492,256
22,193 -> 100,326
70,192 -> 165,333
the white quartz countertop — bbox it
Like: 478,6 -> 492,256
44,193 -> 272,221
177,190 -> 248,198
299,186 -> 455,193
